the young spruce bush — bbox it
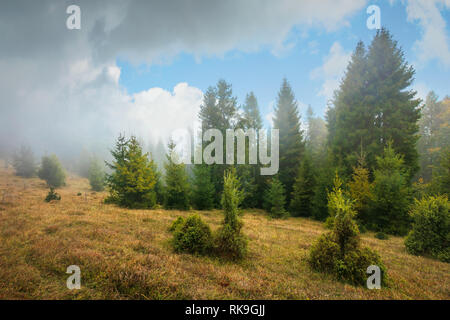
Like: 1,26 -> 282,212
45,188 -> 61,202
215,168 -> 247,260
405,195 -> 449,262
171,215 -> 213,255
308,173 -> 387,287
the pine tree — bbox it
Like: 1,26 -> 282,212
327,41 -> 368,176
273,78 -> 305,203
348,147 -> 373,225
215,168 -> 247,260
192,164 -> 215,210
431,148 -> 450,195
242,92 -> 263,129
328,29 -> 421,178
418,94 -> 450,183
264,177 -> 287,218
306,105 -> 327,156
164,140 -> 190,210
290,155 -> 316,217
198,80 -> 239,206
38,154 -> 66,188
105,135 -> 157,208
88,157 -> 105,192
370,142 -> 411,235
12,145 -> 37,178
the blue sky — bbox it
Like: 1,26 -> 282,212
116,1 -> 450,128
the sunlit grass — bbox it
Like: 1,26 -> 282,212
0,166 -> 448,299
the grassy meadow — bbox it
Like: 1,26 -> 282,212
0,164 -> 448,300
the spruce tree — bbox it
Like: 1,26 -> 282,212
198,80 -> 239,206
370,142 -> 411,235
264,177 -> 287,218
348,149 -> 373,225
273,78 -> 305,203
237,92 -> 263,208
328,29 -> 421,178
192,164 -> 215,210
164,140 -> 190,210
12,145 -> 37,178
105,135 -> 157,208
290,155 -> 316,217
88,156 -> 105,192
215,168 -> 247,260
38,154 -> 66,188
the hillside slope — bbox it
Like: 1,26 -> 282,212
0,167 -> 448,299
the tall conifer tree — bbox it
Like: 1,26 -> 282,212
273,78 -> 305,203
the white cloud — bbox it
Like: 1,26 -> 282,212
310,42 -> 352,101
0,0 -> 368,155
405,0 -> 450,67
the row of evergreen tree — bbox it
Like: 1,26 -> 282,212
8,28 -> 449,239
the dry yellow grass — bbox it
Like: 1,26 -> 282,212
0,165 -> 448,300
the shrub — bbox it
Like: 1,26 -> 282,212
172,215 -> 213,255
405,195 -> 449,262
38,155 -> 66,188
264,177 -> 287,218
335,247 -> 386,286
375,232 -> 389,240
169,216 -> 185,232
308,172 -> 387,287
215,168 -> 247,260
88,157 -> 105,191
214,222 -> 247,260
12,145 -> 37,178
308,232 -> 340,273
45,188 -> 61,202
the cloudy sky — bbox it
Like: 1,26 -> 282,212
0,0 -> 449,158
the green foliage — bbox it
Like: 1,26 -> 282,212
171,215 -> 213,255
370,143 -> 411,235
348,153 -> 373,225
45,188 -> 61,202
375,232 -> 389,240
309,175 -> 387,286
290,156 -> 316,217
418,93 -> 450,182
105,135 -> 157,209
12,145 -> 37,178
88,157 -> 105,192
199,80 -> 239,206
191,164 -> 215,210
273,78 -> 305,203
405,195 -> 449,262
328,29 -> 421,178
237,164 -> 259,209
431,147 -> 450,196
312,162 -> 336,221
264,177 -> 287,218
169,216 -> 185,232
163,140 -> 190,210
215,168 -> 247,260
38,154 -> 66,188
